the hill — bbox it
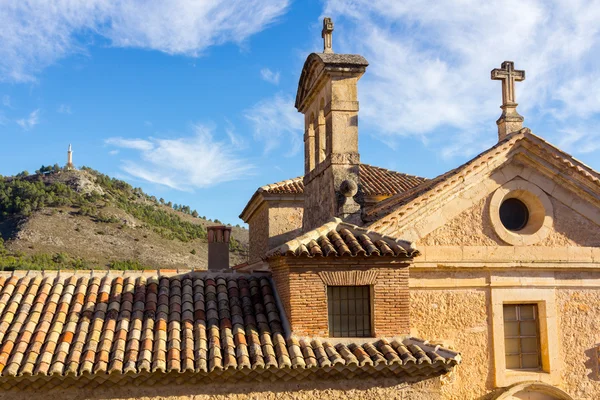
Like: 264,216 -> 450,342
0,167 -> 249,270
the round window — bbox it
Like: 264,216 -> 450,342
499,198 -> 529,231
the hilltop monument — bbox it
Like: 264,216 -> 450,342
66,144 -> 74,170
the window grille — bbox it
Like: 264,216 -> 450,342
503,304 -> 541,370
327,285 -> 371,337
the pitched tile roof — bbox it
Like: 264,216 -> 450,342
359,164 -> 427,196
257,164 -> 427,197
266,218 -> 419,259
0,271 -> 458,390
239,164 -> 427,222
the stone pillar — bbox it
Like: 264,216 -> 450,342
304,118 -> 315,175
207,225 -> 231,271
497,103 -> 524,141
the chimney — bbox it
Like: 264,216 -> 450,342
207,225 -> 231,271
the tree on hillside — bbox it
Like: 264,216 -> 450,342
191,210 -> 199,218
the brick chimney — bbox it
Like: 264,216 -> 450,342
207,225 -> 231,271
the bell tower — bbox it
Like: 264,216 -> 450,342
295,18 -> 369,232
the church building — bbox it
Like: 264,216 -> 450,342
0,18 -> 598,400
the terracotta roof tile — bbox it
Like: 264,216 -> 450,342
0,271 -> 459,390
267,218 -> 419,259
258,164 -> 427,197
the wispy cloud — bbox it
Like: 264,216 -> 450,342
323,0 -> 600,158
260,68 -> 280,85
245,93 -> 303,155
16,109 -> 40,130
105,137 -> 154,151
105,124 -> 254,191
1,95 -> 10,107
57,104 -> 72,114
0,0 -> 291,82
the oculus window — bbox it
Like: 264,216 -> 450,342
503,304 -> 541,370
327,286 -> 371,337
500,198 -> 529,231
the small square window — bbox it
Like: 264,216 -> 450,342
503,304 -> 541,370
327,286 -> 371,337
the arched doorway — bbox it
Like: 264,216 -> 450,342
494,382 -> 574,400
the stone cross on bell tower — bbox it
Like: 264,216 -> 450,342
322,17 -> 334,54
491,61 -> 526,141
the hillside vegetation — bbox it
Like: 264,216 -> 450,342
0,166 -> 248,270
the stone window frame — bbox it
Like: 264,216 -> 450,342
489,179 -> 554,246
491,287 -> 561,387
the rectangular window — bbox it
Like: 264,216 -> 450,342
327,285 -> 371,337
503,304 -> 541,370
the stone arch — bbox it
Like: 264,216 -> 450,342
494,382 -> 574,400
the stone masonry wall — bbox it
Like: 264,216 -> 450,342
0,376 -> 443,400
556,288 -> 600,399
302,167 -> 335,232
410,287 -> 491,400
270,259 -> 410,337
420,195 -> 600,248
248,203 -> 269,263
267,203 -> 303,250
410,277 -> 600,400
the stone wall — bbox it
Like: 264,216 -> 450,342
410,287 -> 491,400
302,166 -> 336,232
267,202 -> 303,250
0,377 -> 443,400
556,288 -> 600,399
270,257 -> 410,337
248,203 -> 268,263
419,194 -> 600,248
409,272 -> 600,400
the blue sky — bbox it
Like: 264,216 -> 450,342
1,0 -> 600,225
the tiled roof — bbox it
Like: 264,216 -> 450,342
359,164 -> 427,196
266,218 -> 419,259
0,271 -> 458,390
259,164 -> 427,197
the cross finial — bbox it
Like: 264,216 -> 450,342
491,61 -> 525,106
322,17 -> 334,54
491,61 -> 526,141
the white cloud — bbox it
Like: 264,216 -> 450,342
105,137 -> 154,151
0,0 -> 290,82
245,93 -> 303,155
260,68 -> 280,85
105,124 -> 253,190
16,109 -> 40,130
2,95 -> 10,107
109,149 -> 119,156
323,0 -> 600,157
57,104 -> 72,114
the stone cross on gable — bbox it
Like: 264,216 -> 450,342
322,17 -> 334,54
491,61 -> 525,106
491,61 -> 526,141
